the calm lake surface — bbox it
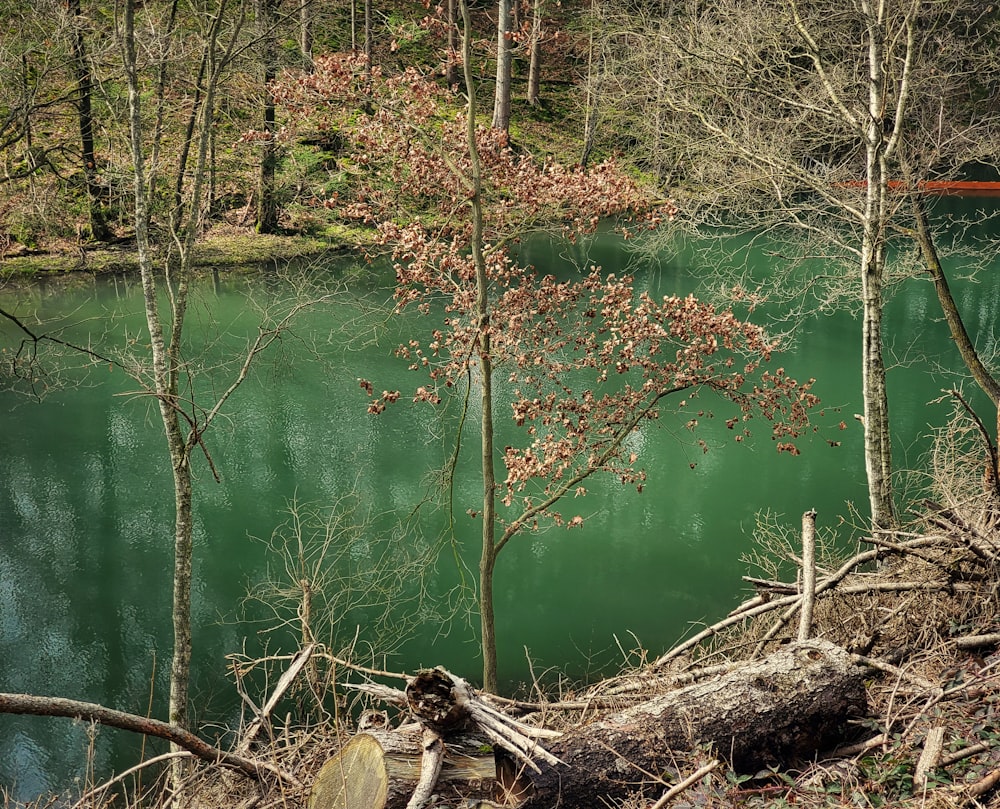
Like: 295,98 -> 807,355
2,220 -> 998,799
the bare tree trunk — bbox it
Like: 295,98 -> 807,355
256,0 -> 279,234
69,0 -> 111,241
122,0 -> 192,790
350,0 -> 357,52
445,0 -> 459,88
526,0 -> 541,107
580,0 -> 601,168
460,0 -> 499,694
173,52 -> 207,224
363,0 -> 373,109
911,193 -> 1000,464
325,643 -> 866,808
299,0 -> 313,68
365,0 -> 373,66
121,0 -> 229,791
859,0 -> 898,533
859,181 -> 893,532
310,729 -> 497,809
492,0 -> 512,132
149,0 -> 180,223
522,641 -> 867,807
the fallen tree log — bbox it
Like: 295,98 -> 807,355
519,640 -> 868,807
321,640 -> 867,808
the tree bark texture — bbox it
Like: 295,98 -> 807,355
330,643 -> 867,808
526,0 -> 542,106
491,0 -> 512,132
519,640 -> 867,808
256,0 -> 279,234
911,193 -> 1000,478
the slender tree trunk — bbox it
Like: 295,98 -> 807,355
149,0 -> 180,222
580,0 -> 600,168
365,0 -> 373,66
445,0 -> 459,88
20,53 -> 34,171
363,0 -> 373,109
173,52 -> 207,224
911,194 -> 1000,474
526,0 -> 541,106
911,196 -> 1000,406
122,0 -> 193,790
350,0 -> 357,52
123,0 -> 226,790
859,1 -> 895,533
461,0 -> 499,693
492,0 -> 512,132
299,0 -> 313,68
69,0 -> 111,241
256,0 -> 278,234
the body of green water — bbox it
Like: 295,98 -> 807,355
1,227 -> 997,799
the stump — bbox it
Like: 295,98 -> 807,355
308,725 -> 499,809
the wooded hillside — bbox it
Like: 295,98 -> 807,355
0,0 -> 594,261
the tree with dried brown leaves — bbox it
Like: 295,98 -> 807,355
271,30 -> 819,692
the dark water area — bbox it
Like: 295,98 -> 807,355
2,216 -> 999,800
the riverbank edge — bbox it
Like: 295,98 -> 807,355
0,225 -> 374,285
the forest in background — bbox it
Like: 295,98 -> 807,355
0,0 -> 602,261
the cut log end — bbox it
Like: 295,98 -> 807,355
309,734 -> 389,809
309,729 -> 498,809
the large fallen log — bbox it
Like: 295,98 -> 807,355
519,640 -> 868,807
316,640 -> 867,809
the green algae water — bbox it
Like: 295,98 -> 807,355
1,224 -> 998,800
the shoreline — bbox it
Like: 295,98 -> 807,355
0,227 -> 368,284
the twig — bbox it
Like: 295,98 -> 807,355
798,509 -> 817,642
405,728 -> 444,809
649,759 -> 720,809
966,767 -> 1000,798
237,644 -> 316,753
945,388 -> 1000,505
954,633 -> 1000,650
318,651 -> 409,681
741,578 -> 796,594
850,654 -> 942,695
827,733 -> 888,758
348,681 -> 410,708
69,751 -> 190,809
591,661 -> 739,698
939,742 -> 992,768
914,726 -> 945,789
655,536 -> 944,667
